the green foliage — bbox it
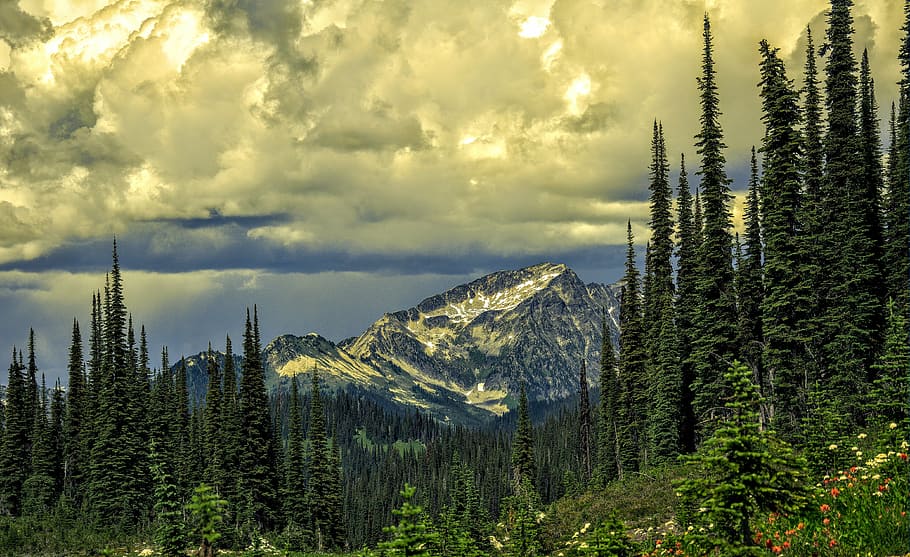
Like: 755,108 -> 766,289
187,483 -> 228,556
511,383 -> 535,488
378,483 -> 436,557
617,222 -> 646,476
676,361 -> 810,555
499,478 -> 542,557
152,446 -> 185,557
595,318 -> 620,486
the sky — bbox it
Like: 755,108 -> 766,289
0,0 -> 904,383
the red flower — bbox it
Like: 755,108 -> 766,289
830,487 -> 840,498
797,522 -> 805,530
823,518 -> 830,526
820,504 -> 831,513
782,541 -> 791,549
879,484 -> 888,492
772,545 -> 782,554
900,453 -> 908,461
829,539 -> 838,548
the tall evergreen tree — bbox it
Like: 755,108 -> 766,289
49,379 -> 65,500
204,345 -> 225,493
63,319 -> 86,502
617,222 -> 646,474
675,155 -> 699,453
645,121 -> 675,334
23,375 -> 55,515
647,288 -> 681,465
306,368 -> 343,550
25,330 -> 38,454
858,48 -> 884,282
0,350 -> 28,515
238,308 -> 278,532
595,316 -> 620,486
282,376 -> 307,533
884,2 -> 910,316
736,147 -> 764,393
510,383 -> 535,489
690,14 -> 738,435
219,335 -> 242,518
576,360 -> 593,483
758,40 -> 805,437
797,25 -> 826,386
821,0 -> 883,424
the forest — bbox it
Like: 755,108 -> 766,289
0,0 -> 908,555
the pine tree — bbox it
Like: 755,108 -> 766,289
758,40 -> 804,437
510,383 -> 535,489
174,358 -> 191,493
884,102 -> 909,315
675,154 -> 699,453
595,317 -> 620,486
306,368 -> 342,550
204,345 -> 225,493
858,48 -> 885,284
151,443 -> 186,557
869,300 -> 910,428
645,121 -> 675,335
378,484 -> 436,557
797,25 -> 826,390
647,289 -> 681,466
0,350 -> 28,515
281,376 -> 307,536
884,0 -> 910,317
577,360 -> 593,483
736,147 -> 764,394
23,375 -> 56,516
676,361 -> 809,555
219,335 -> 242,520
238,308 -> 278,532
63,319 -> 86,503
691,14 -> 738,436
617,222 -> 646,474
49,379 -> 65,499
821,0 -> 884,424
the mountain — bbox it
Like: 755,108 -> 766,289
178,262 -> 621,424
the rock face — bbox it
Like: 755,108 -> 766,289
179,263 -> 621,424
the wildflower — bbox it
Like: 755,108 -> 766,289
878,484 -> 888,492
872,474 -> 881,480
858,433 -> 867,439
772,545 -> 782,554
829,539 -> 837,547
830,487 -> 840,498
899,453 -> 908,461
797,522 -> 805,530
820,504 -> 830,512
851,446 -> 859,451
782,541 -> 791,549
828,444 -> 838,451
580,522 -> 590,533
490,536 -> 504,551
890,422 -> 898,429
823,518 -> 830,526
902,441 -> 909,450
873,491 -> 883,497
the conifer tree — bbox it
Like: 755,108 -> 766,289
884,1 -> 910,316
869,300 -> 910,428
378,484 -> 436,557
758,40 -> 804,436
204,345 -> 225,493
219,335 -> 242,517
858,48 -> 884,281
49,379 -> 65,499
691,14 -> 738,435
174,358 -> 191,493
576,360 -> 593,483
736,147 -> 764,393
617,222 -> 646,474
675,155 -> 699,453
647,288 -> 681,466
25,329 -> 38,453
821,0 -> 883,424
0,350 -> 28,515
797,25 -> 827,388
510,383 -> 535,489
645,121 -> 675,338
151,443 -> 186,557
282,376 -> 307,537
677,361 -> 809,555
306,368 -> 340,550
595,317 -> 620,486
23,375 -> 55,516
63,319 -> 86,502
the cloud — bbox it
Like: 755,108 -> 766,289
0,0 -> 903,270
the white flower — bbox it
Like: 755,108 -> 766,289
889,422 -> 898,430
858,433 -> 867,439
828,444 -> 838,451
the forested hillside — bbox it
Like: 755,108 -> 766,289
0,1 -> 908,556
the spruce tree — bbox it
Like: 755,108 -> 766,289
884,103 -> 909,315
281,376 -> 307,538
691,14 -> 738,435
758,40 -> 804,437
821,0 -> 883,424
49,379 -> 65,499
617,222 -> 646,474
0,350 -> 28,515
595,317 -> 620,486
510,383 -> 535,488
204,345 -> 225,493
869,300 -> 910,428
647,289 -> 681,465
645,121 -> 675,335
378,484 -> 436,557
23,375 -> 55,516
797,25 -> 826,388
63,319 -> 86,502
858,48 -> 884,281
238,308 -> 278,532
675,155 -> 698,453
676,361 -> 809,555
576,360 -> 593,482
306,368 -> 339,550
219,335 -> 242,520
736,147 -> 764,393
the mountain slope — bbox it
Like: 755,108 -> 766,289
179,262 -> 621,424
